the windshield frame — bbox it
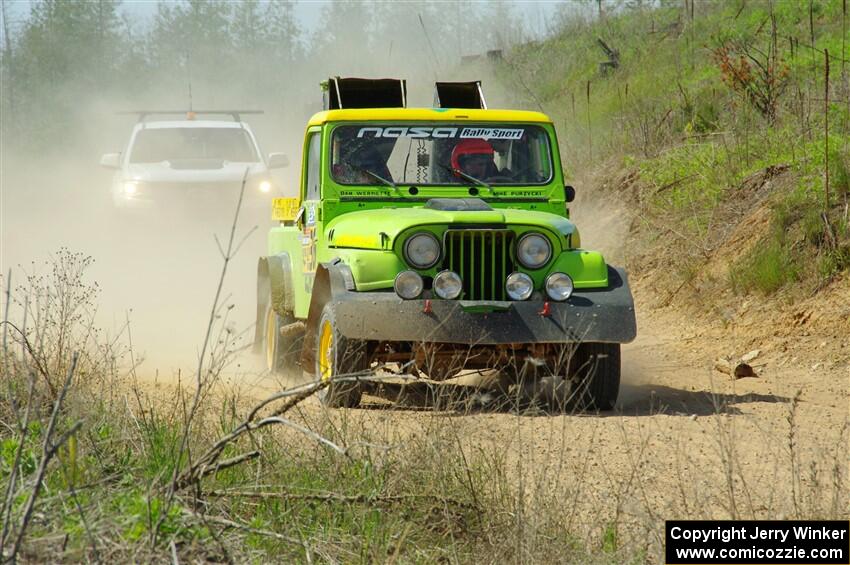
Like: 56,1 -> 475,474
328,122 -> 555,187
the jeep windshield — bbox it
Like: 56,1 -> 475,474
129,127 -> 259,164
330,124 -> 552,186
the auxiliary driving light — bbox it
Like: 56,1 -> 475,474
258,180 -> 272,193
505,272 -> 534,301
394,270 -> 423,300
123,181 -> 138,196
545,272 -> 574,301
433,270 -> 463,300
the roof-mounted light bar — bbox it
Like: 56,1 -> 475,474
118,110 -> 264,122
433,81 -> 487,109
322,77 -> 407,110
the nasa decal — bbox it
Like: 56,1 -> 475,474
356,126 -> 524,140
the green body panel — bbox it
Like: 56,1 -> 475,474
330,249 -> 405,291
266,116 -> 609,320
545,250 -> 609,288
267,225 -> 310,318
326,206 -> 578,250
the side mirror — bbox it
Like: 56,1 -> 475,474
100,153 -> 121,169
267,153 -> 289,169
564,185 -> 576,203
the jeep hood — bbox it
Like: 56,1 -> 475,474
325,206 -> 578,250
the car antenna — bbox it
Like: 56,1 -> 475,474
185,51 -> 196,121
417,13 -> 440,81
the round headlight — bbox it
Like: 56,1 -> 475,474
433,270 -> 463,300
404,232 -> 440,269
545,272 -> 574,301
516,233 -> 552,269
258,180 -> 272,193
505,272 -> 534,301
123,181 -> 138,195
394,270 -> 423,300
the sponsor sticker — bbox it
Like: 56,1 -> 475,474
271,197 -> 300,222
460,127 -> 524,140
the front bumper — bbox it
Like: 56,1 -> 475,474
329,268 -> 636,345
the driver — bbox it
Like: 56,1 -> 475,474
334,138 -> 392,184
450,138 -> 501,180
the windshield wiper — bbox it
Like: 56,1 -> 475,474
348,163 -> 400,194
440,164 -> 491,190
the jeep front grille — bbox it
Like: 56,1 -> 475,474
442,230 -> 515,301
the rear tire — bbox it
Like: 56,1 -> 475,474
264,304 -> 302,373
570,342 -> 621,411
314,305 -> 366,408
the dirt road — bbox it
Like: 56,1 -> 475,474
6,155 -> 847,555
235,291 -> 844,553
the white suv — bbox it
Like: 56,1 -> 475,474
101,111 -> 288,210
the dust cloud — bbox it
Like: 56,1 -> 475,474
1,3 -> 526,378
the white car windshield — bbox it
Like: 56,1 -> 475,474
129,128 -> 259,163
330,123 -> 553,186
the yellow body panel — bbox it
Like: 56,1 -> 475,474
307,108 -> 552,127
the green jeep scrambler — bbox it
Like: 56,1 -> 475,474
255,78 -> 636,410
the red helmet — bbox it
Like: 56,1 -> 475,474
451,138 -> 494,170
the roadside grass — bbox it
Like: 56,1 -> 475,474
501,0 -> 850,299
2,252 -> 848,563
0,253 -> 613,563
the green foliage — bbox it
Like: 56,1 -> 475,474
1,437 -> 38,478
602,522 -> 619,553
506,0 -> 850,295
830,146 -> 850,199
112,490 -> 204,542
730,231 -> 799,296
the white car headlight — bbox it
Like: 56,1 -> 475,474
404,232 -> 440,269
516,233 -> 551,269
123,181 -> 138,195
394,271 -> 423,300
545,272 -> 574,301
433,270 -> 463,299
505,272 -> 534,301
258,180 -> 272,193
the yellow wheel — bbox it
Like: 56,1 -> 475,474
315,305 -> 365,408
318,319 -> 334,381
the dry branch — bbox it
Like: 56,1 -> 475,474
8,352 -> 81,562
173,373 -> 399,492
156,168 -> 251,547
203,489 -> 477,510
183,509 -> 305,547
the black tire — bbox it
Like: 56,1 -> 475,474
571,342 -> 621,411
264,304 -> 302,373
314,305 -> 366,408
